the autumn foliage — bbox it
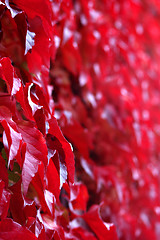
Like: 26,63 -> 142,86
0,0 -> 160,239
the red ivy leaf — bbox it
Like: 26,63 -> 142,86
47,117 -> 75,184
9,179 -> 37,225
12,0 -> 52,28
0,180 -> 11,220
83,205 -> 118,240
0,218 -> 38,239
17,121 -> 48,195
69,183 -> 89,213
0,155 -> 8,187
46,158 -> 60,202
0,58 -> 22,96
0,106 -> 22,168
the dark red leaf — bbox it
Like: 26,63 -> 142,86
0,180 -> 10,220
0,155 -> 8,187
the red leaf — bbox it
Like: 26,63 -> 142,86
61,118 -> 90,161
46,158 -> 60,202
12,0 -> 52,28
9,179 -> 37,225
0,180 -> 11,220
46,136 -> 67,188
61,39 -> 82,76
0,218 -> 38,239
0,155 -> 8,187
69,183 -> 89,213
0,58 -> 33,121
83,205 -> 118,240
17,121 -> 48,195
0,106 -> 22,168
30,163 -> 55,216
24,83 -> 50,118
0,58 -> 22,96
47,117 -> 75,184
